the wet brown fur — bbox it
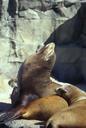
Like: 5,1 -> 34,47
11,43 -> 62,106
17,95 -> 68,121
0,95 -> 68,123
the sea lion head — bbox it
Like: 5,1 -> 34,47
23,43 -> 56,77
55,84 -> 78,105
56,84 -> 86,105
36,42 -> 56,67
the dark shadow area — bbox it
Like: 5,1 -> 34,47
0,103 -> 12,128
7,0 -> 17,18
7,0 -> 17,33
0,124 -> 9,128
0,102 -> 12,112
45,4 -> 86,46
0,0 -> 2,20
44,4 -> 86,88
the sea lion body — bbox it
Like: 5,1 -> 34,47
0,43 -> 69,123
0,95 -> 68,123
47,85 -> 86,128
11,43 -> 62,106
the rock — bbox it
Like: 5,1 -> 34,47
0,120 -> 44,128
18,0 -> 64,11
18,9 -> 40,19
0,74 -> 13,101
0,74 -> 13,111
0,0 -> 80,80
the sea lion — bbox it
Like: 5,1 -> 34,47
46,84 -> 86,128
11,43 -> 63,106
0,43 -> 69,123
0,95 -> 68,123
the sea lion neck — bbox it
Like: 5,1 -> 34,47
32,71 -> 51,87
20,70 -> 51,94
30,67 -> 51,83
30,74 -> 52,97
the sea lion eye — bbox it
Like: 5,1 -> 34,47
36,44 -> 44,53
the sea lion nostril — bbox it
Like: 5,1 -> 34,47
46,43 -> 55,49
47,123 -> 53,128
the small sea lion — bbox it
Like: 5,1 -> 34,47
11,43 -> 63,106
46,84 -> 86,128
0,95 -> 68,123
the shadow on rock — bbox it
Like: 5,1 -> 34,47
0,102 -> 12,112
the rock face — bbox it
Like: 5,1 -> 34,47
0,0 -> 80,79
0,120 -> 44,128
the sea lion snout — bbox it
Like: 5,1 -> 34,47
56,84 -> 73,97
55,85 -> 73,105
56,88 -> 67,96
44,43 -> 55,61
36,43 -> 55,61
45,43 -> 55,51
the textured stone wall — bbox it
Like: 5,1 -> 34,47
0,0 -> 80,79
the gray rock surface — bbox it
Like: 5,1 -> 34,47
0,120 -> 44,128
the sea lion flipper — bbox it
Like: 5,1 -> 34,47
11,86 -> 20,106
0,107 -> 23,124
0,112 -> 19,124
